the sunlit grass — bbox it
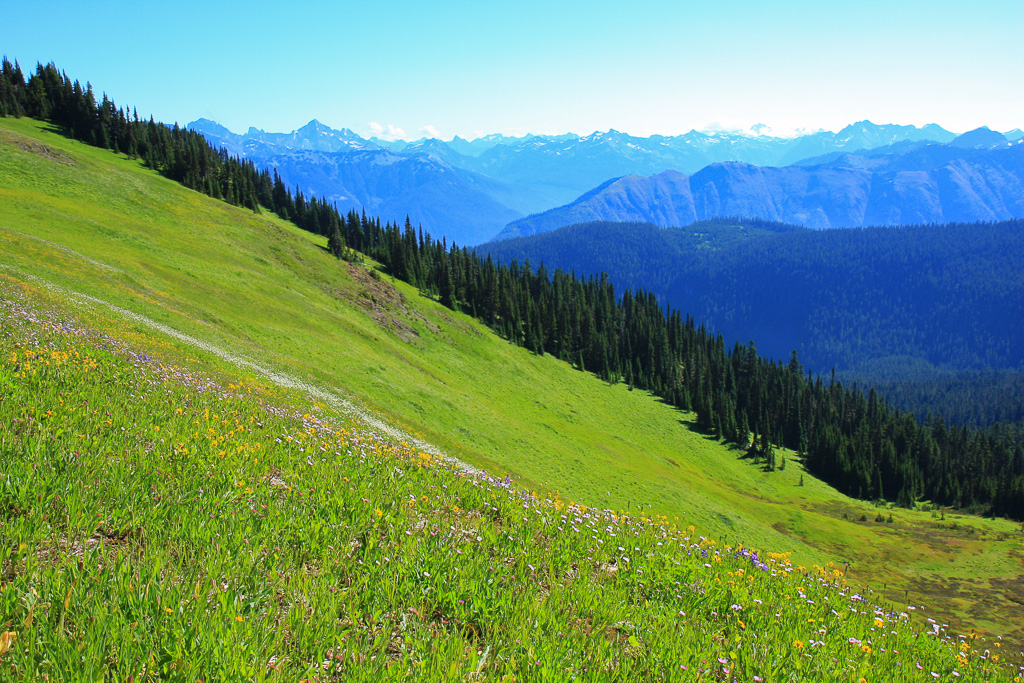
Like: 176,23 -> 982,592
2,282 -> 1019,680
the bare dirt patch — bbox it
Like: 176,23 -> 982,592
0,128 -> 78,165
343,264 -> 441,343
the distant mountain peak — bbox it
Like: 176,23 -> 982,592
951,127 -> 1008,149
187,118 -> 235,137
842,120 -> 879,130
297,119 -> 360,138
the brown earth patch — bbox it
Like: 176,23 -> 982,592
341,264 -> 441,343
0,128 -> 78,165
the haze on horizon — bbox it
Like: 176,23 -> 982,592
2,0 -> 1021,141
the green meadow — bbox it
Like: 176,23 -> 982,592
1,116 -> 1022,671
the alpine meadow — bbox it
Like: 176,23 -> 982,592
1,55 -> 1023,683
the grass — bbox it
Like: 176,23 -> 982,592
0,116 -> 1023,665
1,279 -> 1019,681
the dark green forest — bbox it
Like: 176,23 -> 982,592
843,365 -> 1024,432
3,58 -> 1022,519
484,219 -> 1024,431
484,219 -> 1024,373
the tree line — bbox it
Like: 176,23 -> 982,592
344,220 -> 1024,518
0,58 -> 333,224
3,57 -> 1022,519
483,218 -> 1024,435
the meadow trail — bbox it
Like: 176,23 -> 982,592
0,262 -> 452,461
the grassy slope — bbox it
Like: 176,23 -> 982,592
6,282 -> 1013,681
1,117 -> 1022,648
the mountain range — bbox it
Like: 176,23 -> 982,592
496,133 -> 1024,238
188,119 -> 1023,245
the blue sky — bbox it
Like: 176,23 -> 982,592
3,0 -> 1021,140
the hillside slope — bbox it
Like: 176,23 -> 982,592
7,279 -> 1017,680
2,117 -> 1023,648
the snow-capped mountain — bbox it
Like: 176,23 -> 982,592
187,118 -> 1014,245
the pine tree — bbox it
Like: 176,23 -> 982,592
328,224 -> 345,259
439,256 -> 457,310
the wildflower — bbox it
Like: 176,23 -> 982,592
793,640 -> 805,650
0,631 -> 17,657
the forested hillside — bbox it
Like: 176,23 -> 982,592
484,218 -> 1024,383
847,366 -> 1024,431
4,59 -> 1021,520
483,219 -> 1024,435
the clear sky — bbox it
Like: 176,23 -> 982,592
3,0 -> 1021,140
